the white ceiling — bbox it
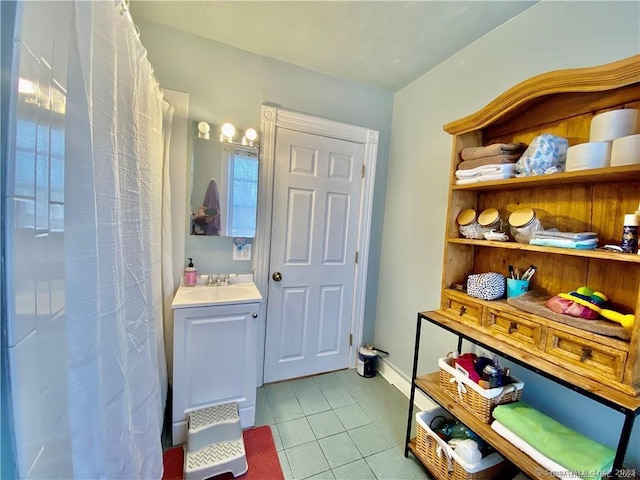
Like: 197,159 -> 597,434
130,1 -> 537,92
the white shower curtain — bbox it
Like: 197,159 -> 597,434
64,1 -> 169,478
162,99 -> 176,386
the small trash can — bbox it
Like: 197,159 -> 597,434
356,346 -> 378,378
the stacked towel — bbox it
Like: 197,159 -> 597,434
455,164 -> 517,185
492,401 -> 614,480
461,142 -> 528,161
533,230 -> 598,241
458,154 -> 523,170
529,238 -> 598,249
530,230 -> 599,250
456,143 -> 527,184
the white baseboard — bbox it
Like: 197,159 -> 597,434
377,357 -> 437,413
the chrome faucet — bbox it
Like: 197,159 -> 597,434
206,274 -> 229,286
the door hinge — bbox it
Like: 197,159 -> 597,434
355,251 -> 359,263
349,334 -> 353,347
361,164 -> 365,178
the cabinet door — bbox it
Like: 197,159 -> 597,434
173,302 -> 260,443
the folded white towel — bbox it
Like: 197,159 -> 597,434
455,163 -> 517,179
455,171 -> 517,185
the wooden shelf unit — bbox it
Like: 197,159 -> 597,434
404,55 -> 640,477
410,372 -> 557,479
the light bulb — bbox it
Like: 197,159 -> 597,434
245,128 -> 257,141
197,121 -> 210,139
221,123 -> 236,140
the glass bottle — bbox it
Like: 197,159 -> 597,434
456,208 -> 484,239
509,207 -> 544,244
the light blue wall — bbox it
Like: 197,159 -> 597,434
377,1 -> 640,467
136,20 -> 393,342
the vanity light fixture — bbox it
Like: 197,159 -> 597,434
242,128 -> 258,146
220,123 -> 236,142
197,121 -> 211,139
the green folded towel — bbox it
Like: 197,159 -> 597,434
493,401 -> 614,480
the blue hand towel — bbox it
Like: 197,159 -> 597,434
529,238 -> 598,250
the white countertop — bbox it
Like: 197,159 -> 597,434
171,281 -> 262,309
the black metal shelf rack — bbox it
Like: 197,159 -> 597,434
403,311 -> 640,479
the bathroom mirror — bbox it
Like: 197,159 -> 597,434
190,122 -> 259,237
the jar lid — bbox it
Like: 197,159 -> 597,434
509,207 -> 536,228
478,208 -> 500,227
624,214 -> 639,227
456,208 -> 477,226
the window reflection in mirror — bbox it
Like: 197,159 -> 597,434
190,123 -> 259,237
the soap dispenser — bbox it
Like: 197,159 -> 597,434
184,258 -> 197,287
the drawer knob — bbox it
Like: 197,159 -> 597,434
508,322 -> 518,334
252,313 -> 258,318
459,306 -> 467,316
580,347 -> 593,363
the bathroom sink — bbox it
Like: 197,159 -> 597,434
172,282 -> 262,308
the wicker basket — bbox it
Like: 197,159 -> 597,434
415,409 -> 508,480
438,357 -> 524,423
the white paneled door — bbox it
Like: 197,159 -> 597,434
263,128 -> 365,382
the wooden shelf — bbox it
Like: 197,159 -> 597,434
451,165 -> 640,192
411,372 -> 559,479
447,238 -> 640,264
422,310 -> 640,410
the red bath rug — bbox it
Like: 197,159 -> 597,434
162,425 -> 283,480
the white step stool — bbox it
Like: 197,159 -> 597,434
184,402 -> 248,480
187,402 -> 243,453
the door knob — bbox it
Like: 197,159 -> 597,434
272,272 -> 282,282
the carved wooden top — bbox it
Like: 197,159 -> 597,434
444,55 -> 640,136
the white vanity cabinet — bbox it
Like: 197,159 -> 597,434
171,299 -> 260,445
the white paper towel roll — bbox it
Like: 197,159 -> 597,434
590,109 -> 638,142
611,134 -> 640,166
565,141 -> 612,171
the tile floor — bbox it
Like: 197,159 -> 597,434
255,369 -> 430,480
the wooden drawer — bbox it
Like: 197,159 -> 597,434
442,291 -> 483,326
484,308 -> 545,349
544,328 -> 627,382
